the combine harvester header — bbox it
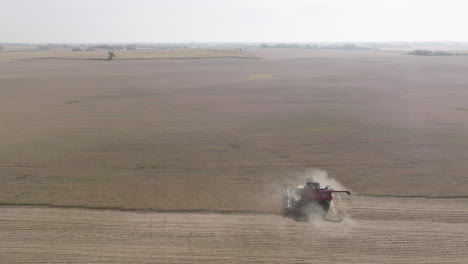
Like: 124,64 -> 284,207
283,182 -> 351,221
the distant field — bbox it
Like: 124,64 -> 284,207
0,49 -> 256,61
1,50 -> 468,212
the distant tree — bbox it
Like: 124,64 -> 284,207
409,49 -> 433,56
126,44 -> 137,50
108,51 -> 116,60
72,47 -> 81,51
304,44 -> 318,49
259,44 -> 270,48
94,44 -> 110,49
94,44 -> 124,50
0,45 -> 3,52
37,44 -> 50,51
343,44 -> 357,50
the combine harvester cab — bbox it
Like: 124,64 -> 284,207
283,182 -> 350,221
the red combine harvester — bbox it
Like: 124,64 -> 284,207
283,182 -> 351,221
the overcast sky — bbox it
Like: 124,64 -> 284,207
2,0 -> 468,43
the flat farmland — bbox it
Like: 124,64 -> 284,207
1,50 -> 468,211
0,49 -> 254,61
2,49 -> 468,263
1,196 -> 467,263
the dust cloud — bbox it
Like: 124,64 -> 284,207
305,168 -> 348,191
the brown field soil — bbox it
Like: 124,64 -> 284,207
2,49 -> 468,263
1,50 -> 468,212
0,49 -> 255,61
2,196 -> 468,263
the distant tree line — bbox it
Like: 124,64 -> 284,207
409,49 -> 468,56
26,43 -> 192,52
70,44 -> 138,52
36,45 -> 50,51
259,43 -> 371,50
260,43 -> 318,49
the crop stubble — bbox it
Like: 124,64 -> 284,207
1,196 -> 467,263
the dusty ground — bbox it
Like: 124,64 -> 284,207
1,196 -> 467,263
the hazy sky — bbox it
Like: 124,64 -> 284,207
2,0 -> 468,43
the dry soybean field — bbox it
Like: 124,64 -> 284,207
1,49 -> 468,263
